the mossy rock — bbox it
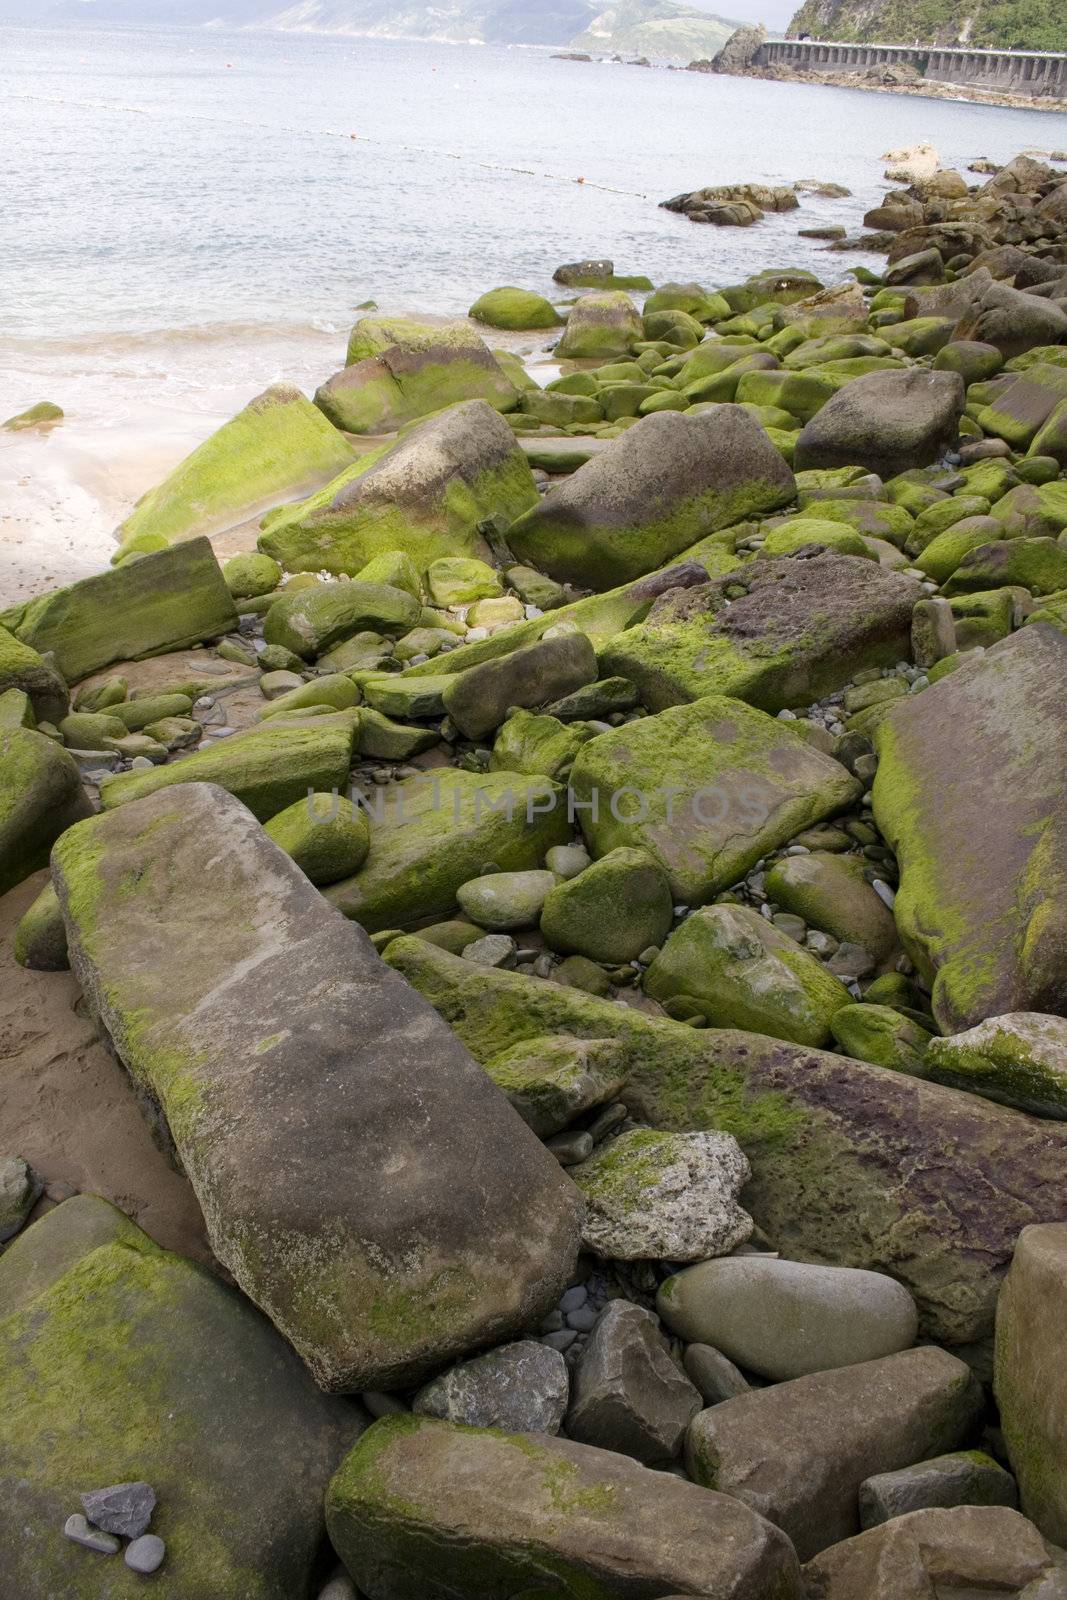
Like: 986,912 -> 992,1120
13,881 -> 69,970
759,519 -> 874,560
222,552 -> 283,600
0,624 -> 69,725
520,390 -> 604,428
264,792 -> 370,886
469,288 -> 562,330
643,282 -> 730,323
426,557 -> 502,607
318,321 -> 518,434
98,713 -> 357,822
540,846 -> 673,965
356,707 -> 441,760
646,904 -> 852,1049
482,1035 -> 630,1136
115,386 -> 354,558
457,868 -> 557,932
0,1195 -> 363,1597
555,292 -> 644,360
925,1013 -> 1067,1119
0,729 -> 92,897
58,710 -> 128,750
324,768 -> 570,933
263,581 -> 421,661
0,687 -> 36,730
257,674 -> 360,720
3,400 -> 63,431
830,1003 -> 933,1075
356,549 -> 422,598
489,709 -> 598,782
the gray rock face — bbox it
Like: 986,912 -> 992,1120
794,369 -> 965,479
0,1196 -> 364,1599
925,1012 -> 1067,1118
0,1155 -> 41,1244
858,1451 -> 1018,1528
51,783 -> 582,1393
326,1414 -> 804,1600
683,1343 -> 751,1404
124,1534 -> 166,1574
657,1257 -> 919,1381
873,627 -> 1067,1033
801,1505 -> 1067,1600
569,1129 -> 752,1261
442,632 -> 598,741
508,407 -> 796,590
954,278 -> 1067,358
412,1340 -> 568,1434
566,1301 -> 702,1464
80,1481 -> 156,1539
996,1223 -> 1067,1546
685,1347 -> 984,1560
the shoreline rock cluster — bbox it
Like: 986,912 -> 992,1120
2,146 -> 1067,1600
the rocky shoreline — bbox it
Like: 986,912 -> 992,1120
3,146 -> 1067,1600
696,56 -> 1067,113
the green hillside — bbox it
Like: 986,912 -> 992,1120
787,0 -> 1066,50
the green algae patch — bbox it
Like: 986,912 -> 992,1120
115,384 -> 355,558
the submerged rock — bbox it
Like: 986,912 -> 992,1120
52,784 -> 582,1391
326,1414 -> 802,1600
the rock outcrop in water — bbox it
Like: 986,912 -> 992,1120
4,142 -> 1067,1600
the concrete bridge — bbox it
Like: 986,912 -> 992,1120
757,37 -> 1067,96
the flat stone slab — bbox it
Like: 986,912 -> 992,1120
873,625 -> 1067,1032
51,783 -> 582,1391
0,538 -> 237,686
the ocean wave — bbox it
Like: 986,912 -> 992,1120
0,320 -> 344,356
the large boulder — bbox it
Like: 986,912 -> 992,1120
441,632 -> 597,741
554,290 -> 644,359
469,287 -> 562,329
0,729 -> 92,897
601,553 -> 920,712
325,768 -> 571,932
539,846 -> 673,964
263,580 -> 421,660
0,624 -> 68,724
52,784 -> 582,1390
0,1196 -> 364,1598
507,408 -> 796,589
98,712 -> 358,820
567,696 -> 861,904
566,1301 -> 702,1464
872,627 -> 1067,1033
113,384 -> 355,558
257,400 -> 538,576
794,370 -> 965,479
386,938 -> 1067,1345
0,538 -> 238,686
685,1347 -> 982,1560
316,320 -> 518,434
801,1505 -> 1067,1599
764,850 -> 901,967
954,279 -> 1067,360
326,1414 -> 803,1599
995,1223 -> 1067,1545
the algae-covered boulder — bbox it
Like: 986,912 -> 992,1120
830,1004 -> 933,1075
326,1414 -> 801,1600
873,627 -> 1067,1033
508,408 -> 795,590
568,696 -> 860,905
222,551 -> 283,599
0,1195 -> 363,1598
469,287 -> 562,330
2,399 -> 63,431
316,321 -> 518,434
794,369 -> 965,479
325,769 -> 571,932
264,791 -> 370,887
540,847 -> 673,964
99,713 -> 357,822
601,553 -> 921,712
643,281 -> 730,323
686,1347 -> 982,1561
457,869 -> 557,932
0,623 -> 68,725
645,904 -> 853,1047
924,1013 -> 1067,1119
386,938 -> 1067,1345
258,401 -> 538,577
0,729 -> 92,897
52,786 -> 581,1392
489,709 -> 598,782
995,1223 -> 1067,1546
0,538 -> 237,687
114,385 -> 355,558
554,290 -> 644,359
482,1035 -> 630,1137
263,580 -> 421,660
13,881 -> 69,970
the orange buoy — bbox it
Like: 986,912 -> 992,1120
576,176 -> 585,184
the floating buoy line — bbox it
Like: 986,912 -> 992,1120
4,91 -> 649,198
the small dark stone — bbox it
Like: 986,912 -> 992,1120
81,1481 -> 156,1539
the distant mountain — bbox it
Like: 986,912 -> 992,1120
786,0 -> 1066,51
1,0 -> 744,58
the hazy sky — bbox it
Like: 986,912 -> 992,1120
687,0 -> 797,31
